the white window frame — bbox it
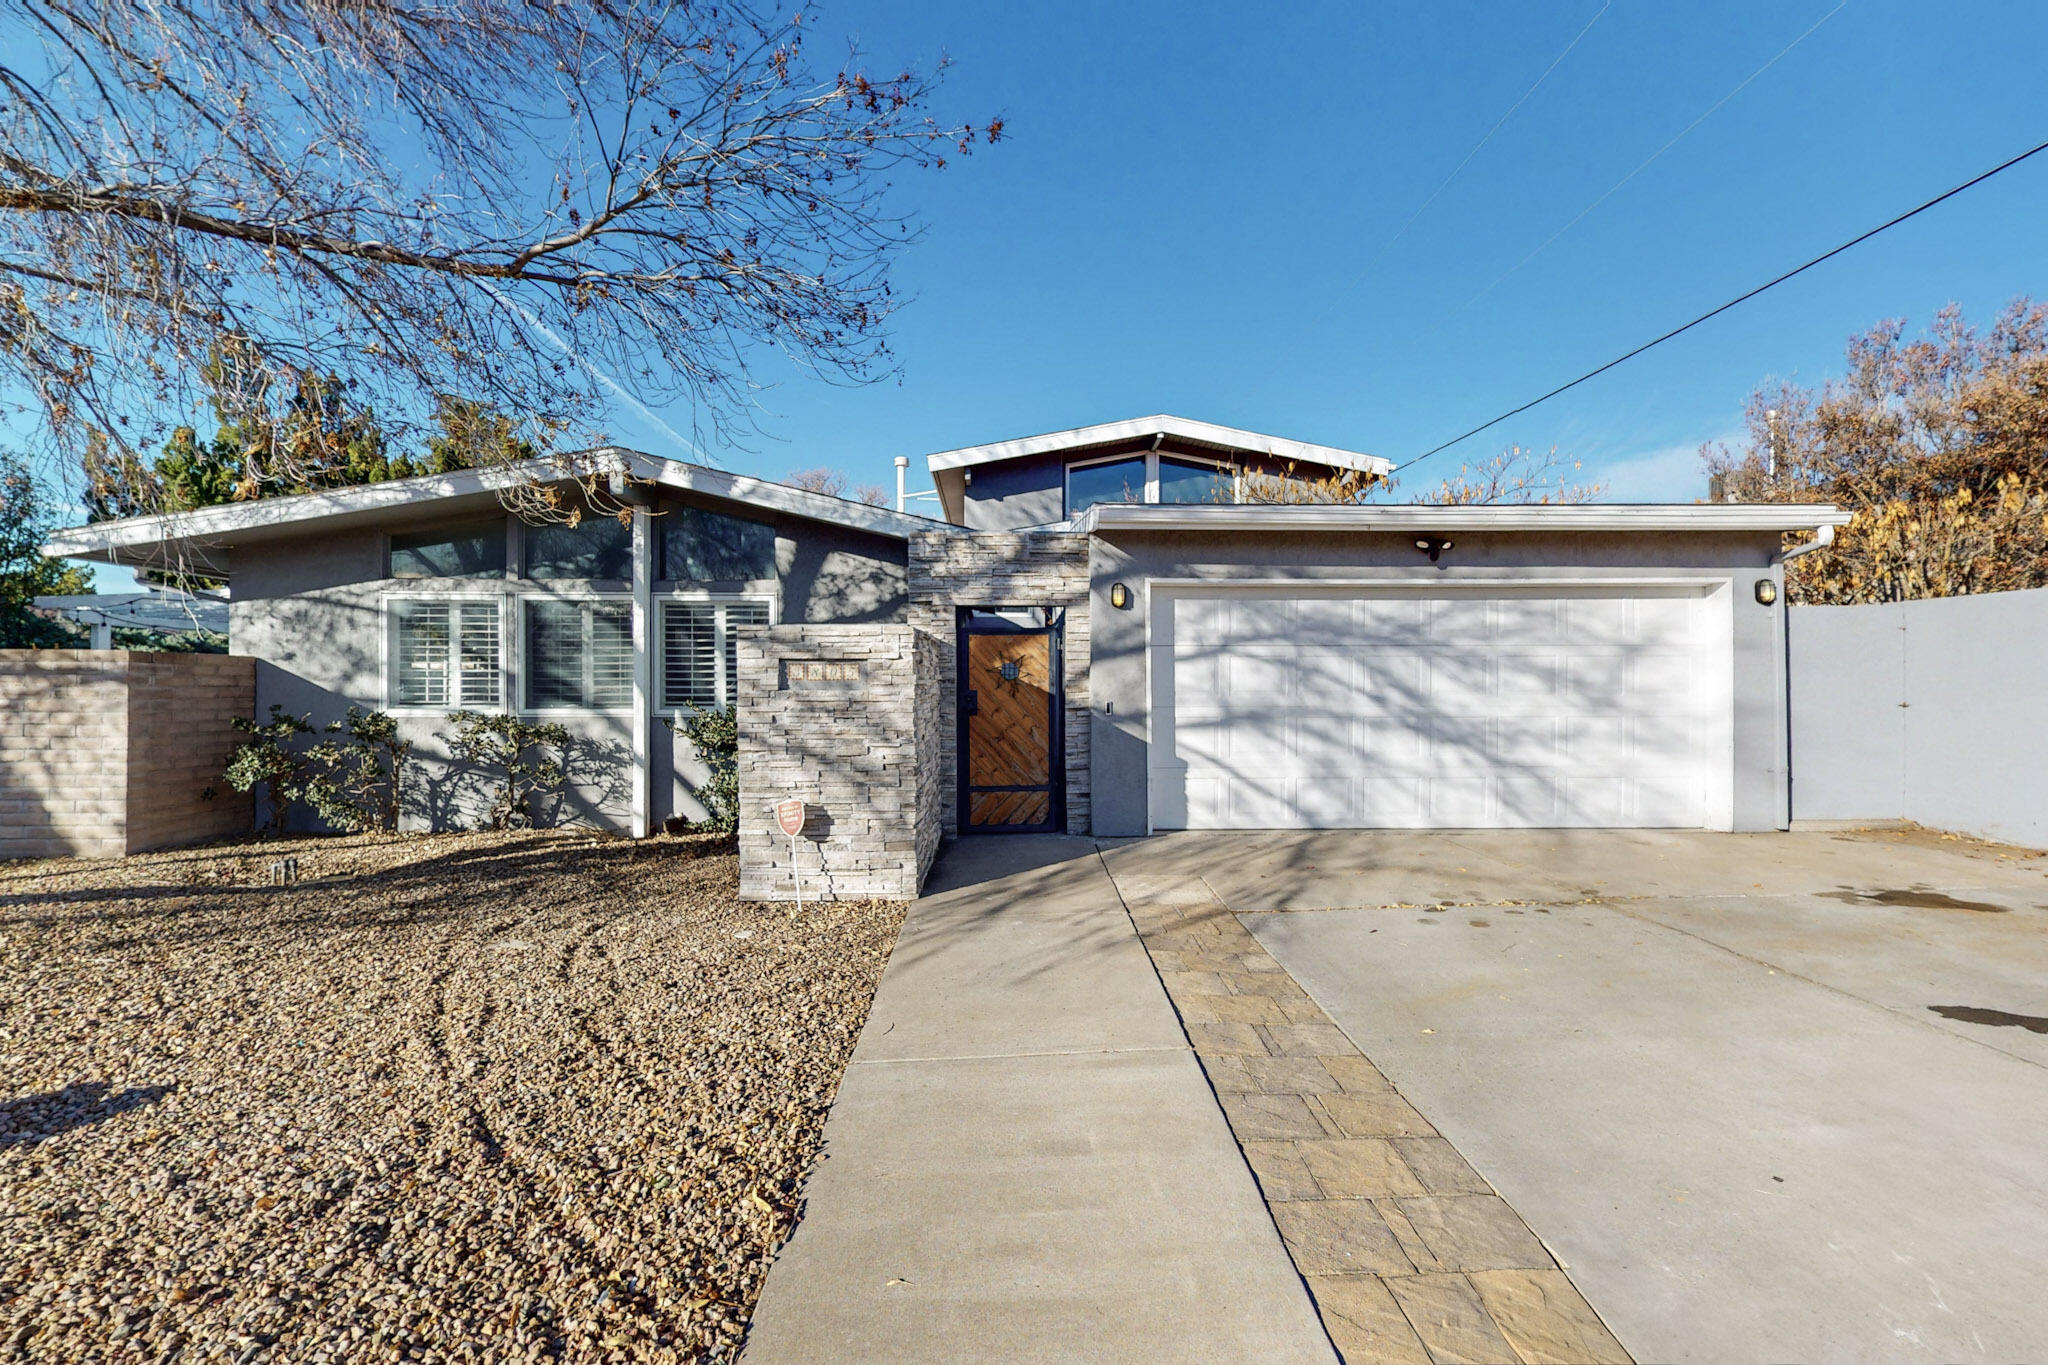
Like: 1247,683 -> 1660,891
1064,450 -> 1239,517
517,591 -> 636,714
380,593 -> 507,713
656,593 -> 777,715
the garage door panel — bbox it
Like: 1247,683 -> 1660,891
1359,777 -> 1427,825
1490,599 -> 1565,644
1633,650 -> 1698,698
1495,654 -> 1563,704
1426,777 -> 1491,825
1355,656 -> 1429,710
1565,654 -> 1626,703
1497,775 -> 1562,825
1428,655 -> 1495,708
1558,776 -> 1630,825
1153,590 -> 1712,831
1223,654 -> 1295,705
1425,598 -> 1496,644
1356,598 -> 1430,643
1497,717 -> 1567,766
1355,717 -> 1429,766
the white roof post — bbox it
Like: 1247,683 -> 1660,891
630,506 -> 653,839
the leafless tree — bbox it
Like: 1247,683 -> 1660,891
1405,445 -> 1602,505
0,0 -> 999,518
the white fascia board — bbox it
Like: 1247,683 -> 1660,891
43,446 -> 958,562
922,414 -> 1394,478
613,450 -> 950,538
1076,502 -> 1854,535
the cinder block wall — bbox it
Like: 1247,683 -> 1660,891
0,651 -> 254,860
908,532 -> 1092,836
735,625 -> 942,901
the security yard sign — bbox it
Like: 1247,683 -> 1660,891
775,799 -> 807,911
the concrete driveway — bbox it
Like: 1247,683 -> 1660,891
1103,828 -> 2048,1363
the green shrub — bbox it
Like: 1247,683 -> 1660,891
665,702 -> 738,834
223,707 -> 317,833
443,711 -> 569,830
305,707 -> 412,832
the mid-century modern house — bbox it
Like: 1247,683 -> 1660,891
45,415 -> 1849,899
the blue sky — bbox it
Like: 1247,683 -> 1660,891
78,0 -> 2048,588
634,0 -> 2047,500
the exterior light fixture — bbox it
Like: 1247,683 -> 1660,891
1109,582 -> 1132,610
1755,578 -> 1779,606
1413,536 -> 1455,563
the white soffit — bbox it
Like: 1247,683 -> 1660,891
922,415 -> 1394,478
1078,502 -> 1853,534
42,447 -> 955,563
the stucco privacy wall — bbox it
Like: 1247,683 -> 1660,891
0,650 -> 254,859
734,625 -> 942,900
1790,586 -> 2048,848
908,531 -> 1091,835
1088,529 -> 1793,835
226,496 -> 910,833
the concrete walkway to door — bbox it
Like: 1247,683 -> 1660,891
743,836 -> 1336,1364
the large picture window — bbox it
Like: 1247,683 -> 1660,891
661,600 -> 770,709
391,600 -> 501,707
524,516 -> 632,580
662,506 -> 776,582
525,599 -> 634,709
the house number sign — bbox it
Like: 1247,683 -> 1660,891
782,658 -> 864,689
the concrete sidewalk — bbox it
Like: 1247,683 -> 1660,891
743,837 -> 1335,1364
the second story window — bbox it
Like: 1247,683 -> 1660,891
1065,456 -> 1148,517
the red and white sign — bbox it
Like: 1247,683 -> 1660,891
775,799 -> 806,838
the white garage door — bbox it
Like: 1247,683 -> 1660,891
1149,589 -> 1718,830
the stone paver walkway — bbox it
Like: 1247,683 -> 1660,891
1107,871 -> 1629,1365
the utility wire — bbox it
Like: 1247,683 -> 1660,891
1403,134 -> 2048,469
1381,1 -> 1612,254
1454,0 -> 1850,320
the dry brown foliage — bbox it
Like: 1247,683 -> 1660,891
1703,300 -> 2048,603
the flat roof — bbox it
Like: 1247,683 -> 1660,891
1076,502 -> 1853,534
922,415 -> 1394,478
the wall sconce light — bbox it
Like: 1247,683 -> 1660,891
1109,581 -> 1132,610
1413,536 -> 1455,563
1754,578 -> 1779,606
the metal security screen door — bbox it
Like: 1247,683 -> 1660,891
959,608 -> 1064,831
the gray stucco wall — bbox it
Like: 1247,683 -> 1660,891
228,496 -> 909,834
1088,529 -> 1790,836
959,452 -> 1066,530
1790,588 -> 2048,848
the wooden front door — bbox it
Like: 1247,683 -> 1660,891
959,609 -> 1062,832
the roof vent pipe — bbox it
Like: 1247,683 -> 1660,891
895,456 -> 910,512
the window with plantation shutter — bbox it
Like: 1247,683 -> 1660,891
525,599 -> 634,709
661,599 -> 768,708
391,600 -> 501,708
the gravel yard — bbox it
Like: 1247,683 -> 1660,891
0,832 -> 905,1363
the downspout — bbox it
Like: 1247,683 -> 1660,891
1770,522 -> 1835,831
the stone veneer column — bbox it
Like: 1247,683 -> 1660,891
734,625 -> 943,901
907,532 -> 1091,837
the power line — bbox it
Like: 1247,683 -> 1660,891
1403,135 -> 2048,470
1452,0 -> 1851,321
1382,1 -> 1612,254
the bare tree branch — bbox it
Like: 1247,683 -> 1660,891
0,0 -> 1002,511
